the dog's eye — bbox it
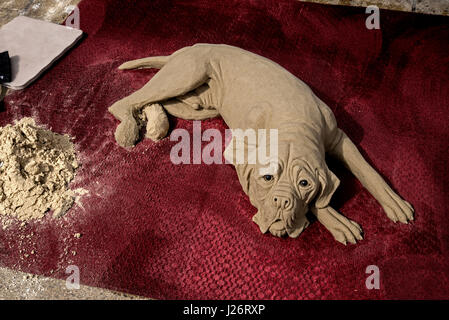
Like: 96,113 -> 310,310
263,175 -> 274,182
299,179 -> 309,187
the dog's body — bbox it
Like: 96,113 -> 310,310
110,44 -> 414,244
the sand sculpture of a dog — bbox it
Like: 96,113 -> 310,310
109,44 -> 414,244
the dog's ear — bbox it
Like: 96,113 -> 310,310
315,168 -> 340,209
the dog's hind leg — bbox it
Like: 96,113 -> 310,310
163,99 -> 219,120
141,98 -> 218,143
141,81 -> 219,142
162,83 -> 219,120
109,49 -> 210,147
110,48 -> 208,120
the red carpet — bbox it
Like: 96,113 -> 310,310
1,0 -> 448,299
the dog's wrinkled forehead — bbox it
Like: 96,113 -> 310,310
258,143 -> 316,178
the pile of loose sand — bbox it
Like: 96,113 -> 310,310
0,118 -> 80,221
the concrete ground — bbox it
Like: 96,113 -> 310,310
304,0 -> 449,15
0,0 -> 81,27
0,0 -> 447,300
0,267 -> 145,300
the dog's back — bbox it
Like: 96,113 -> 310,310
180,44 -> 335,144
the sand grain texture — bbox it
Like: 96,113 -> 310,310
0,118 -> 80,222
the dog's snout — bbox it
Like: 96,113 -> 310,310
272,195 -> 293,210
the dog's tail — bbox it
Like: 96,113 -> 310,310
118,56 -> 170,70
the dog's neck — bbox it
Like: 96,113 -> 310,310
274,121 -> 326,173
280,120 -> 325,149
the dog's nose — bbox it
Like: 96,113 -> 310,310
272,195 -> 293,210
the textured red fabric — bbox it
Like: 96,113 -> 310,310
1,0 -> 448,299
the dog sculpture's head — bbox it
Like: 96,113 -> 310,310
225,138 -> 340,238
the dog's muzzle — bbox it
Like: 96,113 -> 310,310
252,179 -> 311,237
253,188 -> 309,238
267,211 -> 309,238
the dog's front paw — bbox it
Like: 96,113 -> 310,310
326,215 -> 363,245
381,188 -> 414,224
313,206 -> 363,245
